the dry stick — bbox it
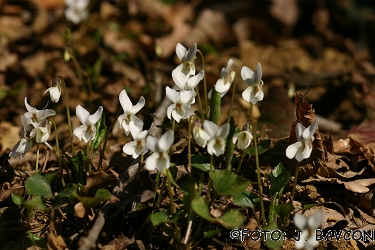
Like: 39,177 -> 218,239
78,212 -> 106,250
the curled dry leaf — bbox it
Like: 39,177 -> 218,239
47,223 -> 67,250
287,92 -> 326,179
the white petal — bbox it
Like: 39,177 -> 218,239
134,142 -> 147,158
295,123 -> 306,142
294,231 -> 309,249
254,63 -> 262,83
186,70 -> 204,90
73,125 -> 88,141
253,87 -> 264,103
308,210 -> 323,230
82,126 -> 96,143
241,66 -> 255,85
131,116 -> 144,132
175,43 -> 187,61
172,109 -> 183,123
49,86 -> 61,103
145,152 -> 158,171
119,90 -> 132,112
203,120 -> 218,138
138,130 -> 148,139
131,96 -> 145,114
35,127 -> 50,143
207,139 -> 216,155
305,235 -> 319,250
179,90 -> 193,104
241,87 -> 252,103
236,131 -> 253,149
24,97 -> 36,112
166,87 -> 180,103
158,130 -> 174,152
129,122 -> 141,139
304,119 -> 319,141
9,138 -> 33,158
293,213 -> 307,230
215,79 -> 229,94
286,142 -> 303,159
172,66 -> 188,90
123,141 -> 136,156
217,123 -> 230,139
155,152 -> 170,172
88,106 -> 103,125
193,127 -> 210,148
167,104 -> 174,120
184,43 -> 197,63
76,105 -> 90,125
146,135 -> 158,152
295,142 -> 312,162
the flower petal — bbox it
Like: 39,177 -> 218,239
159,130 -> 174,152
146,135 -> 158,152
145,152 -> 158,171
295,123 -> 306,142
167,104 -> 174,120
175,43 -> 187,61
293,213 -> 307,230
304,119 -> 319,141
119,90 -> 132,112
241,66 -> 255,85
49,86 -> 61,103
172,66 -> 188,90
241,87 -> 252,103
286,142 -> 303,159
155,152 -> 170,172
9,138 -> 33,159
203,120 -> 218,138
184,43 -> 197,63
129,122 -> 140,139
131,96 -> 145,114
76,105 -> 90,125
131,116 -> 144,132
179,90 -> 193,104
73,125 -> 88,141
253,63 -> 262,83
24,97 -> 36,112
217,123 -> 230,139
166,87 -> 180,103
186,70 -> 204,90
308,210 -> 323,230
88,106 -> 103,125
123,141 -> 136,156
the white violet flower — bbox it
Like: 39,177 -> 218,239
192,120 -> 211,148
123,123 -> 149,159
166,87 -> 194,123
44,77 -> 62,103
233,131 -> 253,150
286,119 -> 319,162
118,90 -> 145,136
173,70 -> 204,91
23,97 -> 56,126
294,210 -> 323,250
172,43 -> 197,84
9,138 -> 34,159
145,130 -> 174,172
203,120 -> 230,157
65,0 -> 89,24
241,63 -> 264,104
209,59 -> 236,98
73,105 -> 103,143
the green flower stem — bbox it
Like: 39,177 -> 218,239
291,160 -> 299,202
58,76 -> 75,156
166,169 -> 181,242
44,142 -> 73,183
98,106 -> 122,170
197,50 -> 208,118
35,144 -> 39,173
188,116 -> 193,177
195,87 -> 204,120
228,74 -> 237,123
154,174 -> 166,208
86,142 -> 91,173
206,155 -> 214,202
235,150 -> 246,175
53,118 -> 65,187
249,103 -> 266,224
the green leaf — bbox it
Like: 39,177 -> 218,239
76,188 -> 112,208
25,173 -> 52,198
179,177 -> 199,195
303,203 -> 320,210
224,117 -> 237,168
209,88 -> 221,124
210,169 -> 250,197
51,196 -> 63,210
245,140 -> 270,156
91,112 -> 107,152
191,154 -> 209,164
217,210 -> 245,229
233,190 -> 259,208
191,163 -> 210,172
270,162 -> 290,196
273,203 -> 294,218
204,229 -> 221,238
58,184 -> 77,198
151,211 -> 169,226
191,196 -> 215,223
24,196 -> 47,211
261,221 -> 284,249
45,170 -> 60,184
11,193 -> 25,206
28,232 -> 47,249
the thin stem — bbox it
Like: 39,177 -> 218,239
188,116 -> 192,177
206,155 -> 214,202
291,161 -> 299,202
53,118 -> 65,187
166,169 -> 181,242
195,86 -> 204,120
86,142 -> 91,173
184,211 -> 194,245
197,50 -> 208,118
235,151 -> 246,175
228,74 -> 237,123
59,76 -> 75,156
98,106 -> 122,170
155,175 -> 166,208
44,142 -> 73,183
249,102 -> 266,224
35,144 -> 40,173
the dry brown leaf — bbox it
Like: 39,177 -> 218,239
341,179 -> 375,194
0,183 -> 23,202
74,202 -> 95,221
269,0 -> 299,28
47,224 -> 67,250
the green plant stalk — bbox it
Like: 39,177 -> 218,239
60,77 -> 75,156
53,119 -> 65,187
250,102 -> 266,224
195,86 -> 204,120
291,161 -> 299,202
44,142 -> 73,183
206,155 -> 214,202
235,151 -> 246,175
86,142 -> 91,173
155,175 -> 166,208
35,144 -> 39,173
228,75 -> 237,123
197,50 -> 208,118
166,169 -> 181,242
98,106 -> 122,170
188,116 -> 193,177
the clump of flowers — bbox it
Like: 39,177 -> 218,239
166,87 -> 195,123
192,119 -> 210,148
172,43 -> 197,84
122,123 -> 149,159
64,0 -> 89,24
